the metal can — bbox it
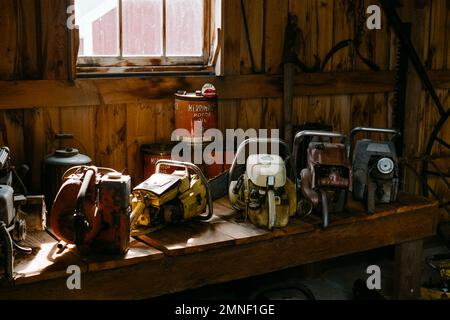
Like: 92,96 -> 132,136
43,147 -> 91,210
176,140 -> 210,178
141,143 -> 176,179
174,89 -> 218,137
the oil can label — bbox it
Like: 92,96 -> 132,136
187,104 -> 214,113
175,100 -> 218,134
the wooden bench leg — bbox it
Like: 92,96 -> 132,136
394,240 -> 423,299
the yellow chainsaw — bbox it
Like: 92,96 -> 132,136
228,138 -> 297,230
130,160 -> 213,236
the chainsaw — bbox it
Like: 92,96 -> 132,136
50,166 -> 131,255
130,160 -> 213,236
228,138 -> 297,230
348,127 -> 401,214
0,147 -> 32,281
294,131 -> 350,228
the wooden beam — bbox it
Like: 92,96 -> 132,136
0,71 -> 448,109
0,80 -> 101,108
294,71 -> 395,95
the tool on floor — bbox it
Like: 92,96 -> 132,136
228,138 -> 297,230
422,253 -> 450,300
0,147 -> 32,282
130,160 -> 213,236
294,131 -> 350,228
50,166 -> 131,254
349,128 -> 401,214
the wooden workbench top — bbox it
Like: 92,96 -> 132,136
0,193 -> 438,299
138,193 -> 436,257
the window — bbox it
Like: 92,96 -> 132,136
75,0 -> 215,73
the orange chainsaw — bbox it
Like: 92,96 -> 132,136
50,166 -> 131,255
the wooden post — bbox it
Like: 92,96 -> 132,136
282,13 -> 301,147
40,0 -> 71,80
398,1 -> 428,195
394,240 -> 423,299
218,0 -> 241,132
283,62 -> 294,146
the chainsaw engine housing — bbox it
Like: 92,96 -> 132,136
51,167 -> 131,254
229,157 -> 297,229
307,143 -> 350,190
349,127 -> 401,213
0,186 -> 14,226
131,161 -> 212,236
228,139 -> 297,230
294,131 -> 350,228
301,142 -> 350,215
352,138 -> 399,212
0,146 -> 30,282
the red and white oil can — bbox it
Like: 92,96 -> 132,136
174,84 -> 218,138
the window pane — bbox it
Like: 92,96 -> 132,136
123,0 -> 163,56
166,0 -> 204,56
75,0 -> 119,56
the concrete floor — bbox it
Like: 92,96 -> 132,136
159,238 -> 449,300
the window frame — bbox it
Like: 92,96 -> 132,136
74,0 -> 214,74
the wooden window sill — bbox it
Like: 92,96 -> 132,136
77,65 -> 216,78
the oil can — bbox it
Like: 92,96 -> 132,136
174,89 -> 218,138
141,143 -> 176,179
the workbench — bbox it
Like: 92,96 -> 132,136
0,193 -> 438,300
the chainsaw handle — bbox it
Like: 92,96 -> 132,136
293,130 -> 347,146
74,166 -> 97,246
0,222 -> 13,281
62,166 -> 118,180
228,138 -> 294,187
348,127 -> 401,160
155,160 -> 213,221
155,160 -> 189,176
0,146 -> 10,170
75,167 -> 97,212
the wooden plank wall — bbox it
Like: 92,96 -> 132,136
0,0 -> 448,209
415,0 -> 450,218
